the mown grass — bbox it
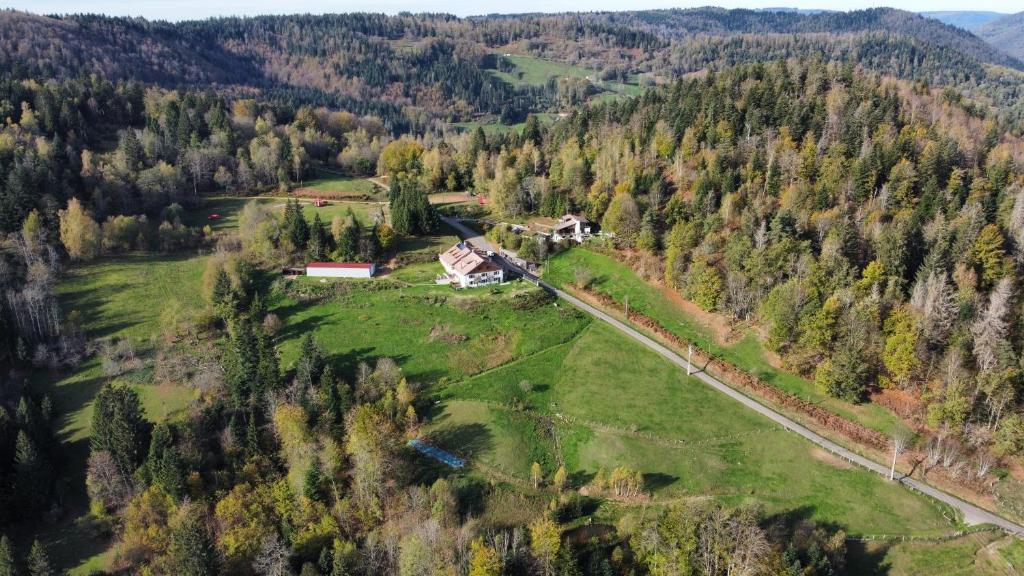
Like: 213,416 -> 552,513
38,242 -> 986,572
451,113 -> 559,136
59,252 -> 210,343
849,531 -> 1019,575
298,168 -> 382,199
272,281 -> 591,385
438,322 -> 952,537
489,54 -> 642,100
185,196 -> 387,232
543,248 -> 910,437
491,55 -> 597,85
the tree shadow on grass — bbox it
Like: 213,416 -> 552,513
843,540 -> 892,576
642,472 -> 679,492
428,422 -> 494,460
764,506 -> 891,575
276,312 -> 333,344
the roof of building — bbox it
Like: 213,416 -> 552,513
307,262 -> 374,269
440,243 -> 500,276
560,213 -> 590,223
554,214 -> 591,233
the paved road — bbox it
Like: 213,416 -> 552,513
442,216 -> 1024,534
442,216 -> 496,253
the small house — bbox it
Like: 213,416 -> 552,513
439,243 -> 504,288
551,214 -> 592,243
306,262 -> 375,278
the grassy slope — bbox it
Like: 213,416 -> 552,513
35,237 -> 1015,573
298,168 -> 382,198
439,322 -> 951,536
492,55 -> 642,97
186,196 -> 387,233
272,281 -> 591,384
542,248 -> 910,437
452,113 -> 559,136
34,253 -> 208,573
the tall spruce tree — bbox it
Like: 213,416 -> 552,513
26,540 -> 52,576
91,384 -> 150,476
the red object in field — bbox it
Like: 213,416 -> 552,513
314,198 -> 325,207
208,214 -> 221,220
477,196 -> 487,205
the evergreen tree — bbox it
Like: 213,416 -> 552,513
0,534 -> 15,576
303,458 -> 323,501
338,221 -> 360,261
15,430 -> 49,512
286,198 -> 310,251
308,212 -> 329,261
26,540 -> 52,576
91,384 -> 150,476
169,507 -> 219,576
144,423 -> 184,500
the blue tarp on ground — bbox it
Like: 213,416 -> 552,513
409,438 -> 465,468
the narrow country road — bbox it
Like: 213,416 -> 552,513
442,216 -> 496,253
442,215 -> 1024,535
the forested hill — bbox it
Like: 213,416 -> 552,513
623,6 -> 1015,67
1,7 -> 1022,131
977,12 -> 1024,62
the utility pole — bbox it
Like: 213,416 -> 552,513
624,295 -> 629,321
687,344 -> 693,375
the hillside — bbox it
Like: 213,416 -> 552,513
2,7 -> 1022,132
7,5 -> 1024,575
977,11 -> 1024,62
920,10 -> 1006,31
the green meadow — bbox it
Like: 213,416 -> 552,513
33,213 -> 1020,574
542,248 -> 910,438
185,196 -> 387,232
435,321 -> 951,536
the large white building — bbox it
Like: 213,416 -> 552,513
439,243 -> 504,288
306,262 -> 376,278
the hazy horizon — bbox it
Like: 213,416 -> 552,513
3,1 -> 1015,22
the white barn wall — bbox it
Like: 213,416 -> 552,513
306,264 -> 375,278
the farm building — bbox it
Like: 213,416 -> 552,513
306,262 -> 376,278
439,243 -> 504,288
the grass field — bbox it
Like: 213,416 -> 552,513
293,168 -> 384,200
59,253 -> 210,342
542,248 -> 910,438
34,253 -> 210,573
35,236 -> 1020,573
451,113 -> 560,136
489,54 -> 643,100
185,196 -> 388,232
436,322 -> 952,536
848,531 -> 1022,575
272,281 -> 591,384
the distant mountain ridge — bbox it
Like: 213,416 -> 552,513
977,11 -> 1024,62
0,7 -> 1022,129
919,10 -> 1006,31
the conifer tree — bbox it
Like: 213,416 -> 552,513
26,540 -> 52,576
0,534 -> 15,576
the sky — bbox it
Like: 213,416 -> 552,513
4,1 -> 1021,21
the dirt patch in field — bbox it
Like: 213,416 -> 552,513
448,331 -> 519,376
811,447 -> 855,470
291,187 -> 377,200
429,192 -> 473,205
427,322 -> 468,344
